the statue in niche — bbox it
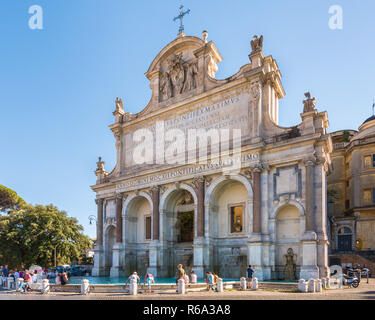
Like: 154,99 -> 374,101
182,62 -> 198,93
233,216 -> 243,233
250,35 -> 263,54
169,53 -> 185,95
160,71 -> 172,101
283,248 -> 297,281
303,92 -> 316,113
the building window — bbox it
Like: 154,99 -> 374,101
345,200 -> 350,209
230,205 -> 243,233
373,154 -> 375,167
364,189 -> 372,202
346,180 -> 349,187
145,216 -> 151,240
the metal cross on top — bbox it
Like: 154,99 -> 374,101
173,5 -> 190,36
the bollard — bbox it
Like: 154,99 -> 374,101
316,279 -> 322,292
240,277 -> 247,290
129,278 -> 138,295
42,279 -> 50,294
178,279 -> 186,294
252,277 -> 259,290
308,279 -> 316,293
298,279 -> 308,292
217,278 -> 224,293
81,279 -> 90,295
17,278 -> 24,292
320,278 -> 326,289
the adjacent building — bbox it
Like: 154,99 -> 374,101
328,116 -> 375,269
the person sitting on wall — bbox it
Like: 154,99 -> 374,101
190,271 -> 197,285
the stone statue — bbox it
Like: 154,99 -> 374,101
115,97 -> 124,112
250,81 -> 261,100
169,53 -> 185,95
283,248 -> 297,281
233,216 -> 242,232
182,62 -> 198,93
303,92 -> 316,112
96,157 -> 105,172
160,71 -> 172,100
251,35 -> 263,54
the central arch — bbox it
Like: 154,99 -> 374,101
160,183 -> 198,277
123,192 -> 153,276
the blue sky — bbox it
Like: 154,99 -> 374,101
1,0 -> 374,238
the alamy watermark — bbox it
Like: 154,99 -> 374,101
28,5 -> 43,30
132,121 -> 243,174
329,5 -> 343,30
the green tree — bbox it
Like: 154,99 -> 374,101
0,185 -> 25,213
0,204 -> 91,269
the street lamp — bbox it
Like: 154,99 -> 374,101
88,215 -> 97,225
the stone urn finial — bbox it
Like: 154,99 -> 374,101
95,157 -> 108,183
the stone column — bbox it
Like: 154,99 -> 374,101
110,194 -> 125,277
116,195 -> 123,243
148,186 -> 162,277
300,160 -> 319,280
248,166 -> 265,280
151,186 -> 160,240
92,198 -> 105,276
253,168 -> 261,234
193,177 -> 206,279
196,177 -> 205,237
305,160 -> 315,232
96,198 -> 104,246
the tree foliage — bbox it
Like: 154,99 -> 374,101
0,204 -> 92,269
0,185 -> 25,212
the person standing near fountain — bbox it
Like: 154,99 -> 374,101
247,265 -> 256,289
175,264 -> 185,292
144,272 -> 155,293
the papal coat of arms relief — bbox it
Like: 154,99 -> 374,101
159,53 -> 198,101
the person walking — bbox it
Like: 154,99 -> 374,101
144,272 -> 155,293
246,264 -> 255,289
2,265 -> 9,286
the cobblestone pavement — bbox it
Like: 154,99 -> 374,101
0,279 -> 374,300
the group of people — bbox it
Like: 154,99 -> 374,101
1,265 -> 70,293
1,265 -> 40,293
125,263 -> 254,293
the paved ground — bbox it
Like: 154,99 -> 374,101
0,279 -> 374,300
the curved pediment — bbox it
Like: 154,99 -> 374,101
145,36 -> 206,79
